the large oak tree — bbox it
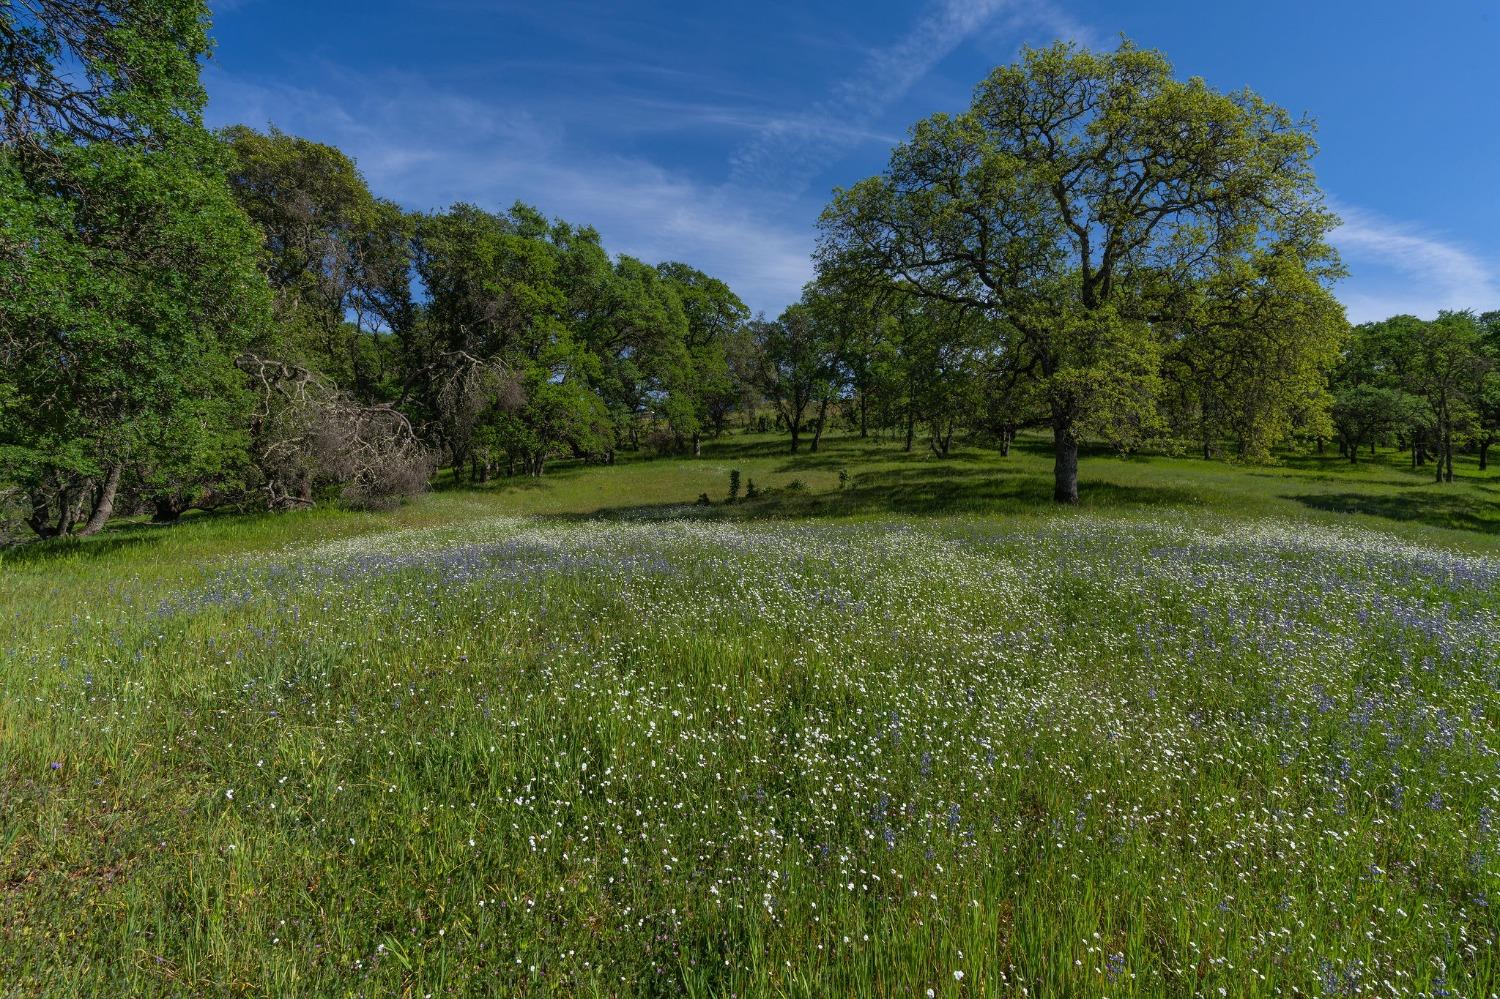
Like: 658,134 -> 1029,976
819,40 -> 1338,502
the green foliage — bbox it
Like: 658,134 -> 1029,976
820,38 -> 1339,502
0,4 -> 271,537
0,0 -> 214,148
1165,248 -> 1348,460
221,125 -> 413,393
1331,313 -> 1493,479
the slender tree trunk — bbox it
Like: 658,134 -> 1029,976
859,393 -> 869,438
1444,423 -> 1454,482
78,464 -> 123,538
1370,439 -> 1376,457
788,419 -> 801,454
1481,440 -> 1490,471
811,398 -> 830,453
1052,406 -> 1079,504
904,409 -> 914,453
692,433 -> 702,458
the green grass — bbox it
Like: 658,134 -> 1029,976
2,435 -> 1498,996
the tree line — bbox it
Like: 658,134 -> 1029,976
3,6 -> 1496,542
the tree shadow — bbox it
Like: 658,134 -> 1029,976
565,462 -> 1199,524
0,531 -> 165,567
1285,491 -> 1500,535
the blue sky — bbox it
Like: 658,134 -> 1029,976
204,0 -> 1500,322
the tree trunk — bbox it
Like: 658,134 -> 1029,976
1052,408 -> 1079,504
788,420 -> 801,454
904,409 -> 914,453
54,482 -> 85,536
26,489 -> 59,539
78,464 -> 123,538
1444,423 -> 1454,483
153,495 -> 188,523
1316,437 -> 1325,455
810,398 -> 830,453
999,425 -> 1012,458
1481,441 -> 1490,471
859,393 -> 868,438
692,433 -> 702,458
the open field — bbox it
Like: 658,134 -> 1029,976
3,436 -> 1500,996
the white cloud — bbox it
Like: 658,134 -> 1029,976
728,0 -> 1018,196
204,68 -> 815,314
203,0 -> 1100,316
1332,203 -> 1500,322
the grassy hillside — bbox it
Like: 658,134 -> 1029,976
2,437 -> 1498,996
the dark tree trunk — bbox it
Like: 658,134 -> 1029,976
53,482 -> 85,536
78,464 -> 123,538
26,489 -> 59,538
1316,437 -> 1325,455
904,409 -> 914,453
1481,441 -> 1490,471
153,495 -> 189,523
788,420 -> 801,454
859,393 -> 868,438
1370,439 -> 1376,457
1052,409 -> 1079,504
810,398 -> 830,453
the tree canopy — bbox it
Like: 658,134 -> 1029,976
819,39 -> 1345,501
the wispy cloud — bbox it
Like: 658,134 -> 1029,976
204,68 -> 816,314
204,0 -> 1100,316
1332,203 -> 1499,322
728,0 -> 1018,196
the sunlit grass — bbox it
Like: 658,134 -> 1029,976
2,435 -> 1498,996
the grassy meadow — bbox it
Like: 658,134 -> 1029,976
3,434 -> 1500,997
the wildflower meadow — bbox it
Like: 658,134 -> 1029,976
2,442 -> 1498,996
